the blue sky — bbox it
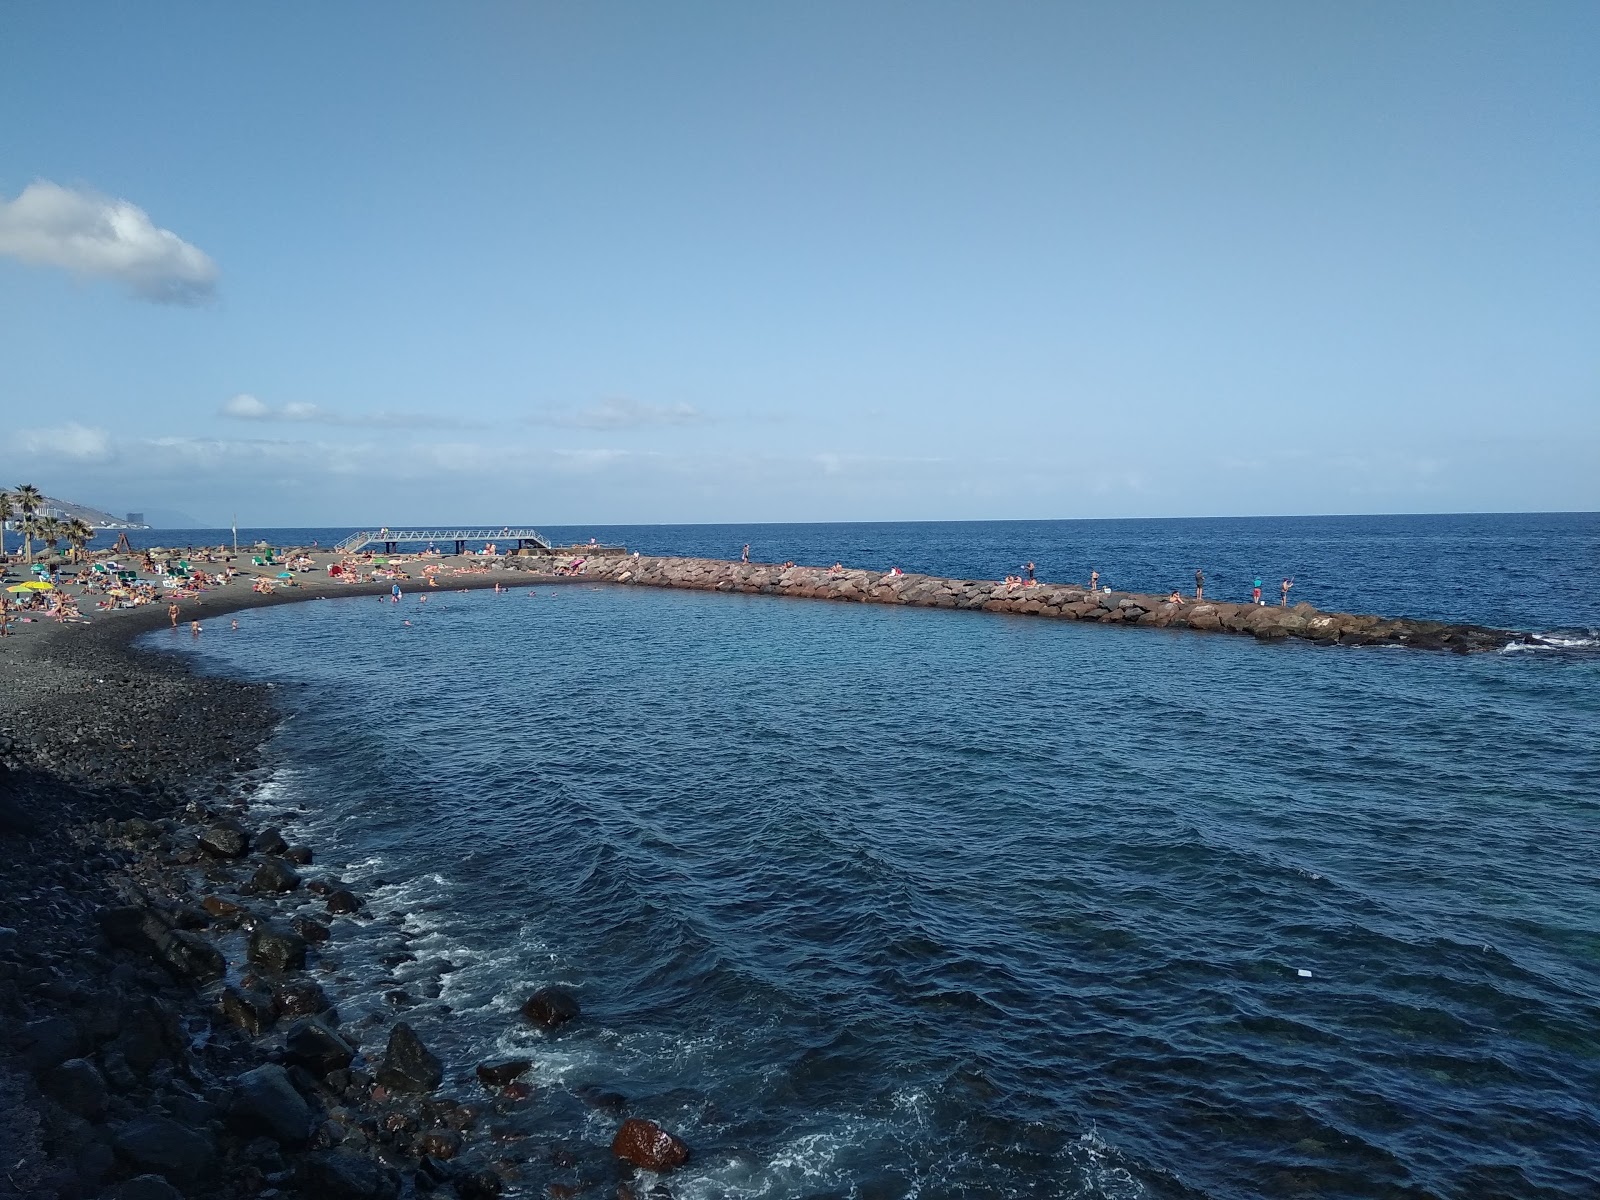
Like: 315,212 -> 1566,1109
2,2 -> 1595,526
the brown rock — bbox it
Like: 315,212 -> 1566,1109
610,1117 -> 690,1172
201,895 -> 243,919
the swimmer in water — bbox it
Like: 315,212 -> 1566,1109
230,619 -> 238,631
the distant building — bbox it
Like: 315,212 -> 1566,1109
126,512 -> 144,526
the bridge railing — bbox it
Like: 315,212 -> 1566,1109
332,529 -> 553,554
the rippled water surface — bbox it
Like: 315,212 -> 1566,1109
149,523 -> 1600,1199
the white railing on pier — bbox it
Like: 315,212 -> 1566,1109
333,528 -> 552,554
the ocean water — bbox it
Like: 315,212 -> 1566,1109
145,517 -> 1600,1199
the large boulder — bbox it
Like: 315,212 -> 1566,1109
519,986 -> 580,1030
375,1022 -> 442,1093
196,818 -> 251,858
611,1117 -> 691,1172
42,1057 -> 108,1119
112,1116 -> 217,1185
253,857 -> 302,893
97,905 -> 225,984
248,923 -> 308,972
230,1063 -> 314,1145
292,914 -> 332,943
255,826 -> 289,855
273,976 -> 332,1019
325,888 -> 362,915
283,1016 -> 355,1076
221,986 -> 276,1036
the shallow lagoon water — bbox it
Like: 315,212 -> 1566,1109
151,558 -> 1600,1198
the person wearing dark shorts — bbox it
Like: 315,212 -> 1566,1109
1195,569 -> 1204,600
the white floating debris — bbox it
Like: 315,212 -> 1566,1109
1297,969 -> 1313,978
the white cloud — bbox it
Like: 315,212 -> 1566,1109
220,393 -> 474,429
0,181 -> 218,304
529,397 -> 707,430
222,394 -> 272,419
15,423 -> 116,463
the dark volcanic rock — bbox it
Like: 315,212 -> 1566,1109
253,857 -> 302,893
230,1062 -> 314,1145
376,1021 -> 443,1093
326,888 -> 363,915
197,817 -> 251,858
284,1016 -> 355,1076
611,1117 -> 691,1172
255,826 -> 289,855
42,1057 -> 109,1119
475,1058 -> 532,1088
248,922 -> 308,971
112,1115 -> 217,1184
519,986 -> 580,1030
417,1128 -> 461,1160
273,976 -> 332,1018
292,914 -> 333,942
297,1148 -> 400,1199
157,927 -> 226,983
221,985 -> 277,1035
285,844 -> 315,865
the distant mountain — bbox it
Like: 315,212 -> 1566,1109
5,495 -> 149,529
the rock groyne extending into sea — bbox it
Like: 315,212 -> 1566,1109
530,555 -> 1521,653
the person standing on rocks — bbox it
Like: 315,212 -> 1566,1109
1281,577 -> 1293,607
1195,569 -> 1205,600
1252,578 -> 1263,605
741,543 -> 750,563
1024,561 -> 1035,583
1089,568 -> 1100,593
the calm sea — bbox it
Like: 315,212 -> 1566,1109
147,515 -> 1599,1199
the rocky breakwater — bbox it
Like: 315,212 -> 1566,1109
555,556 -> 1521,652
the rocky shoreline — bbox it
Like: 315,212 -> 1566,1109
0,598 -> 692,1200
538,555 -> 1525,653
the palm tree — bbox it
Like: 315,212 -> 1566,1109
66,518 -> 94,563
12,484 -> 42,562
38,516 -> 64,561
0,491 -> 12,560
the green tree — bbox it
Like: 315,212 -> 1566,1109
38,515 -> 64,560
0,491 -> 11,560
65,517 -> 94,563
12,484 -> 42,562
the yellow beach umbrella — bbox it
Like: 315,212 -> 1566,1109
7,581 -> 54,592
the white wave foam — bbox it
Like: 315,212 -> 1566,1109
1503,629 -> 1599,652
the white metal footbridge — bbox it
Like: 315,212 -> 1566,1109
334,527 -> 553,556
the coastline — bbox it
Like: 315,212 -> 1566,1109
0,545 -> 1558,1196
0,568 -> 577,1200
